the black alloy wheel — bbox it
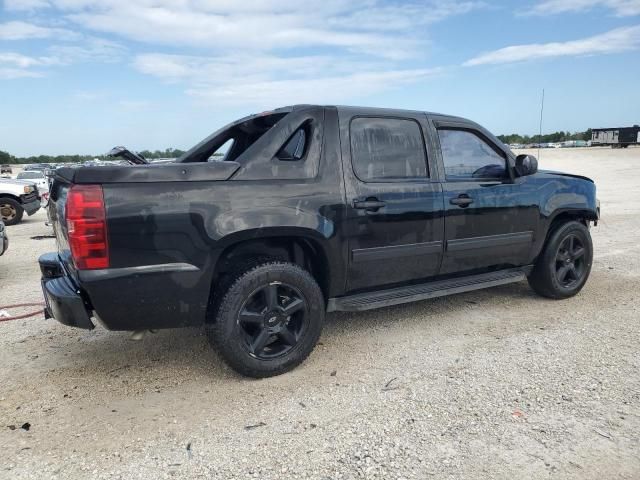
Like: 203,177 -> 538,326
237,282 -> 309,359
207,260 -> 325,378
528,221 -> 593,299
554,234 -> 587,288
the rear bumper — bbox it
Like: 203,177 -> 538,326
39,253 -> 94,330
38,252 -> 208,331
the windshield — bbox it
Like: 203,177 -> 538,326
17,172 -> 44,179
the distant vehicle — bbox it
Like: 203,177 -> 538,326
561,140 -> 589,148
1,165 -> 12,174
0,178 -> 40,225
591,125 -> 640,148
40,104 -> 599,377
17,170 -> 49,193
0,220 -> 7,255
23,163 -> 48,171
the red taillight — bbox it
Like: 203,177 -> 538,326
65,184 -> 109,270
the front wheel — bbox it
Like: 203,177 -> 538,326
207,261 -> 325,378
0,198 -> 24,226
528,221 -> 593,299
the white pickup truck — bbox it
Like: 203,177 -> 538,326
0,178 -> 41,225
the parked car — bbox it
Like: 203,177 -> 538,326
0,220 -> 7,255
1,165 -> 12,174
0,178 -> 41,225
17,170 -> 50,194
39,105 -> 599,377
23,163 -> 48,172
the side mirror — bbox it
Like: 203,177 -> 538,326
515,154 -> 538,177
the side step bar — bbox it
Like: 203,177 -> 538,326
327,267 -> 531,312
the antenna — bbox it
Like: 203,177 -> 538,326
538,88 -> 545,159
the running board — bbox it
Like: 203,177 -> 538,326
327,267 -> 531,312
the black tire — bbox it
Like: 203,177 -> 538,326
207,260 -> 325,378
0,198 -> 24,226
528,221 -> 593,299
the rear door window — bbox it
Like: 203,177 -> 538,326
350,117 -> 428,182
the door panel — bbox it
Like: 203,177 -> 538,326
440,180 -> 538,274
435,127 -> 539,274
345,183 -> 445,291
339,112 -> 445,292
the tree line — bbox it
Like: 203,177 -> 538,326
1,131 -> 595,165
496,129 -> 592,145
0,148 -> 188,165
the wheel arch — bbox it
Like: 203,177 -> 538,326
209,228 -> 333,316
533,209 -> 595,262
0,193 -> 22,203
547,208 -> 596,232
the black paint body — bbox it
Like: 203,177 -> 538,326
41,105 -> 599,330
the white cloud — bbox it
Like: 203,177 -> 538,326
185,69 -> 442,107
524,0 -> 640,16
134,52 -> 442,107
0,21 -> 79,41
0,52 -> 62,68
2,0 -> 472,103
3,0 -> 51,11
0,68 -> 44,79
48,37 -> 125,64
0,37 -> 124,80
464,25 -> 640,66
0,51 -> 63,79
5,0 -> 483,59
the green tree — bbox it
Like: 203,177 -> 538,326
0,150 -> 13,164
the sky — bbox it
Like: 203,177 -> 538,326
1,0 -> 639,156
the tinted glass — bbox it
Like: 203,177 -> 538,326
277,128 -> 306,161
438,129 -> 506,180
18,172 -> 43,179
351,117 -> 427,182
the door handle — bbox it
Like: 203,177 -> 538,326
353,199 -> 386,210
450,195 -> 474,207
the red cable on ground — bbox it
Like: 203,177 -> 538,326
0,303 -> 45,322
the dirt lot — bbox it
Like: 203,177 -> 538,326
1,148 -> 639,479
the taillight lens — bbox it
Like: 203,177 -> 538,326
65,184 -> 109,270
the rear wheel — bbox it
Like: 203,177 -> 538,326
207,260 -> 324,378
528,221 -> 593,299
0,198 -> 24,226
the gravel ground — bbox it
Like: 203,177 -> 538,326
1,148 -> 639,479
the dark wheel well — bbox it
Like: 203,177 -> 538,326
547,212 -> 590,237
534,212 -> 591,264
207,237 -> 330,321
0,194 -> 21,202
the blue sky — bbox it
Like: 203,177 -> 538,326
1,0 -> 639,156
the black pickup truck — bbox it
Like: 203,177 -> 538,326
40,105 -> 599,377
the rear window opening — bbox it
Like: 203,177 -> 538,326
276,125 -> 308,161
181,111 -> 288,163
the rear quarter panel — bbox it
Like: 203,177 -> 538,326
84,107 -> 347,330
